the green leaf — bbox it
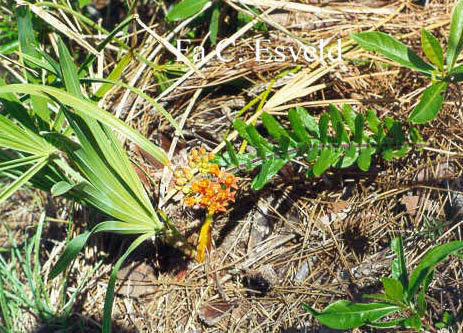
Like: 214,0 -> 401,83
289,108 -> 310,142
51,181 -> 75,196
351,32 -> 434,74
382,148 -> 393,161
79,0 -> 92,7
0,157 -> 48,205
262,112 -> 291,142
166,0 -> 209,21
0,84 -> 168,165
49,230 -> 91,279
362,293 -> 402,306
339,145 -> 358,168
84,78 -> 182,136
382,277 -> 404,302
421,29 -> 444,72
408,241 -> 463,300
354,113 -> 365,145
233,119 -> 252,142
0,77 -> 35,128
319,114 -> 329,144
18,53 -> 58,75
209,2 -> 220,45
17,6 -> 52,126
94,52 -> 132,98
236,7 -> 268,31
357,147 -> 375,171
225,140 -> 239,167
392,145 -> 411,159
251,157 -> 287,190
342,104 -> 357,134
417,288 -> 426,315
78,15 -> 134,74
368,318 -> 407,328
278,135 -> 290,158
403,314 -> 422,330
217,152 -> 261,171
446,0 -> 463,71
303,300 -> 400,330
329,105 -> 349,143
245,125 -> 273,158
50,222 -> 156,280
391,237 -> 409,292
366,110 -> 380,135
305,141 -> 319,162
450,64 -> 463,81
0,115 -> 52,155
296,106 -> 319,138
0,40 -> 19,55
313,149 -> 340,176
384,117 -> 394,130
102,233 -> 153,333
0,155 -> 44,172
408,81 -> 448,124
409,127 -> 424,145
0,278 -> 11,330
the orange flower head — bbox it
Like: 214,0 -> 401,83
176,146 -> 238,223
174,146 -> 240,263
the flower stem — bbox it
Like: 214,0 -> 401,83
196,212 -> 214,262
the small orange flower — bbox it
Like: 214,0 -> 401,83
208,164 -> 220,177
175,177 -> 187,186
208,201 -> 226,213
220,172 -> 238,189
184,196 -> 196,206
183,168 -> 193,180
191,180 -> 201,193
200,196 -> 211,206
199,179 -> 210,190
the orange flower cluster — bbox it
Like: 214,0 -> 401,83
174,147 -> 238,214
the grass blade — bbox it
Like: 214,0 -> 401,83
446,0 -> 463,71
0,156 -> 48,205
84,78 -> 182,136
102,233 -> 153,333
